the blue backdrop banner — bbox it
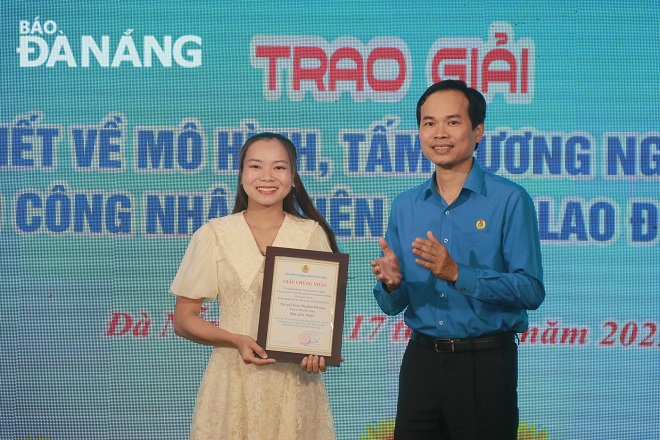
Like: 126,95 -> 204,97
1,2 -> 659,439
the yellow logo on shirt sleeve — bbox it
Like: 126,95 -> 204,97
476,219 -> 486,230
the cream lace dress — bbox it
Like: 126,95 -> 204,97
170,212 -> 336,440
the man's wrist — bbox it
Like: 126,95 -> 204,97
450,263 -> 459,283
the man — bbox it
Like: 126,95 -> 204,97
372,80 -> 545,439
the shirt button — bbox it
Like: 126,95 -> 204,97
443,238 -> 448,244
445,211 -> 450,215
440,293 -> 445,298
439,321 -> 444,325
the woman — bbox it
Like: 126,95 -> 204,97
170,132 -> 339,439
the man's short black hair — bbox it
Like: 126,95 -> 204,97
416,80 -> 487,130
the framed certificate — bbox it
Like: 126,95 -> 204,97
257,246 -> 348,366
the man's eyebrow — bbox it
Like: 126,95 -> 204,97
421,113 -> 463,120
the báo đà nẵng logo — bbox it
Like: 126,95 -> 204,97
16,18 -> 202,68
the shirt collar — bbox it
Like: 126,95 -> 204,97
464,159 -> 486,196
421,158 -> 486,201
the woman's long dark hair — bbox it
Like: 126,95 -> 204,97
232,132 -> 339,253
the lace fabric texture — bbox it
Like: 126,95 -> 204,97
171,212 -> 336,440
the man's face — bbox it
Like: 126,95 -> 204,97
418,89 -> 484,173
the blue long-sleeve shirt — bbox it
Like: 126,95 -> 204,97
374,159 -> 545,338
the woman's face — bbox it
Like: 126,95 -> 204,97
241,138 -> 293,211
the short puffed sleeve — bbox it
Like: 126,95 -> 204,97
308,223 -> 333,252
169,222 -> 219,301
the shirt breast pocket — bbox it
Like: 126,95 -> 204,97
454,226 -> 502,265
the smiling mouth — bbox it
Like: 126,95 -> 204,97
431,145 -> 452,151
256,186 -> 278,192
